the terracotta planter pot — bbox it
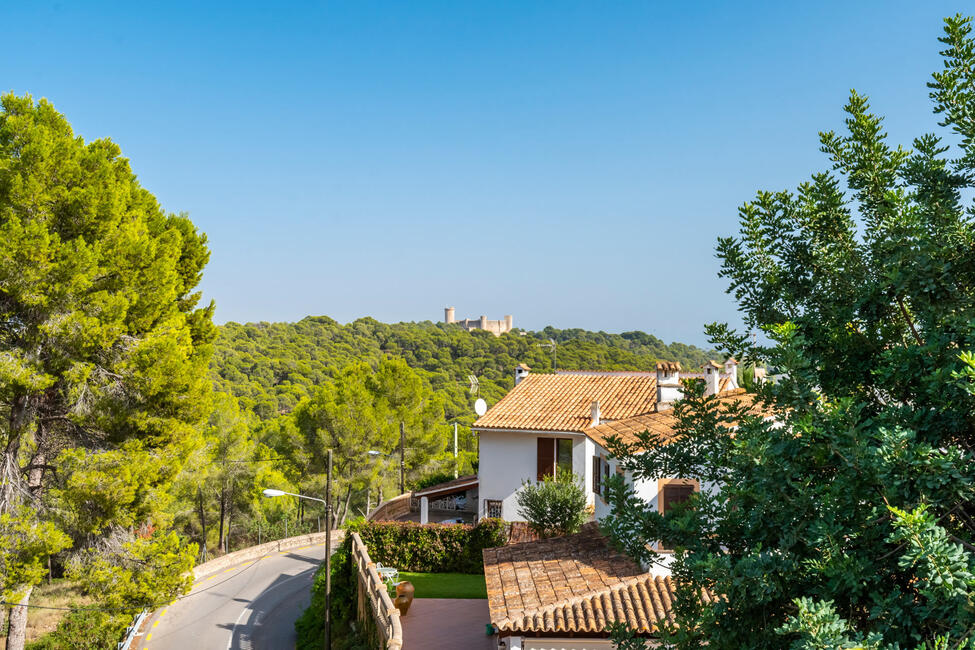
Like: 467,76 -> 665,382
394,581 -> 414,616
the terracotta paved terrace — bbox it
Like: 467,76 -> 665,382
400,598 -> 495,650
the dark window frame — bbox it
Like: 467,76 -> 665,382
537,437 -> 574,481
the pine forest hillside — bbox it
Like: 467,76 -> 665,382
210,316 -> 715,424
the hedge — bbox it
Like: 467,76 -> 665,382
355,518 -> 505,574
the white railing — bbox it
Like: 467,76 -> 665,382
117,609 -> 147,650
351,532 -> 404,649
410,494 -> 474,512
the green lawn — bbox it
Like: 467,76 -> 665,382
397,572 -> 488,599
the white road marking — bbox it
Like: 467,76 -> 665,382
227,605 -> 250,650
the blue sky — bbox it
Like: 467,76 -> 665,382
1,1 -> 966,346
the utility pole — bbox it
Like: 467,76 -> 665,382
197,487 -> 208,562
453,423 -> 458,479
325,448 -> 333,650
399,422 -> 405,495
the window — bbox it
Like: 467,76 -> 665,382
556,438 -> 573,477
659,482 -> 697,515
592,455 -> 611,497
485,499 -> 503,519
537,437 -> 573,480
657,480 -> 699,552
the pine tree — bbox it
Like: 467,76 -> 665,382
0,94 -> 214,649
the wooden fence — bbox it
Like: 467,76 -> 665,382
351,532 -> 404,649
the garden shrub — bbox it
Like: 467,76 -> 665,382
516,473 -> 588,538
25,610 -> 128,650
355,518 -> 505,574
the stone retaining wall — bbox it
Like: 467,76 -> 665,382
367,493 -> 412,521
192,531 -> 341,579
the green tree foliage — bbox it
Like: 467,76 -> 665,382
0,508 -> 70,601
285,359 -> 446,525
67,531 -> 195,611
211,317 -> 714,423
0,93 -> 214,648
25,609 -> 129,650
203,393 -> 256,554
602,15 -> 975,650
516,473 -> 589,538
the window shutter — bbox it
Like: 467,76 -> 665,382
592,456 -> 601,495
537,438 -> 555,481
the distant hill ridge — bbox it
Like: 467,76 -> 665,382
210,316 -> 714,422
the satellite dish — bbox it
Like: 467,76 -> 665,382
474,398 -> 487,416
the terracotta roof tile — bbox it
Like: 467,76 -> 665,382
473,373 -> 658,433
483,524 -> 689,635
584,388 -> 761,450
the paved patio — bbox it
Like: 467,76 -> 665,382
400,598 -> 495,650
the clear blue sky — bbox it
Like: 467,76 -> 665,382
2,1 -> 965,346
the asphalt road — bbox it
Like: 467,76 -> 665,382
139,537 -> 336,650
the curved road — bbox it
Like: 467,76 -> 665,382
139,535 -> 339,650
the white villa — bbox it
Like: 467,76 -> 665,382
473,359 -> 747,530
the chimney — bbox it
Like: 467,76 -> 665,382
504,315 -> 513,332
590,400 -> 600,427
723,358 -> 740,390
703,360 -> 721,395
515,363 -> 531,385
655,361 -> 682,410
444,306 -> 455,324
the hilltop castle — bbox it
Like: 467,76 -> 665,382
444,307 -> 513,336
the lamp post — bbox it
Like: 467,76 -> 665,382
399,422 -> 405,495
262,447 -> 333,649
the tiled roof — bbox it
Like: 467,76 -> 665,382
484,524 -> 696,635
584,388 -> 757,449
472,373 -> 658,433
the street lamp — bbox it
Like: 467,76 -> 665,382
262,448 -> 333,650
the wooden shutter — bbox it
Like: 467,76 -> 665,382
662,484 -> 695,514
537,438 -> 555,481
592,456 -> 601,495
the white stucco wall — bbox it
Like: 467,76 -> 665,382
477,429 -> 588,521
581,437 -> 596,510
